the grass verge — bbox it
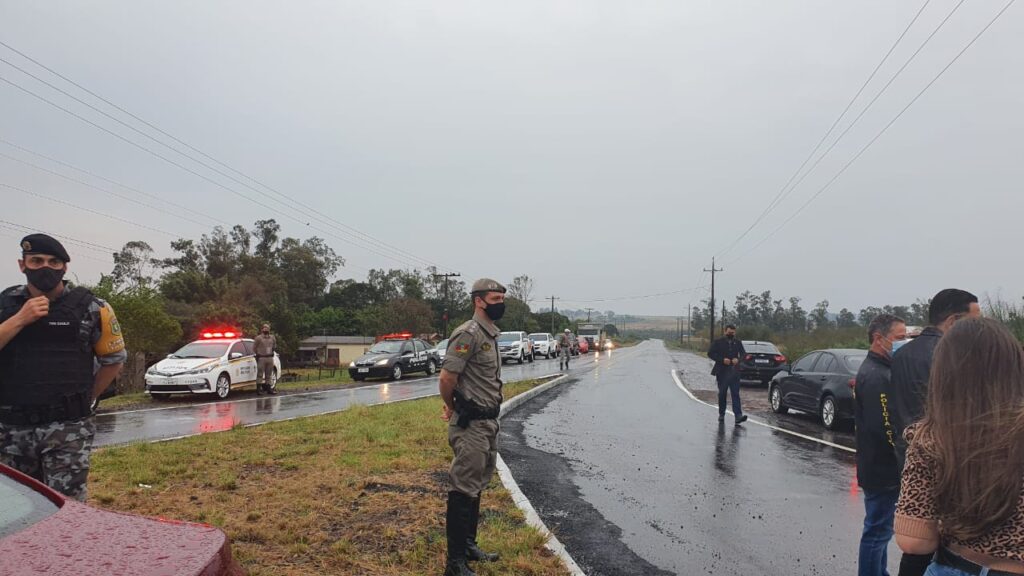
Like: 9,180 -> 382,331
89,378 -> 569,576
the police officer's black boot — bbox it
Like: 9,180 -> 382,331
444,491 -> 477,576
466,496 -> 499,563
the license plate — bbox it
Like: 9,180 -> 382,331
358,368 -> 370,373
755,359 -> 769,365
163,378 -> 176,385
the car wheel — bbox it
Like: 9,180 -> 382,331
770,385 -> 787,414
517,352 -> 524,364
425,360 -> 437,375
820,395 -> 838,430
215,373 -> 231,399
391,364 -> 404,381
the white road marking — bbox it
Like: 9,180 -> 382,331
670,369 -> 856,454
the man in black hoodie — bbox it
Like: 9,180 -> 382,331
889,288 -> 980,576
855,313 -> 906,576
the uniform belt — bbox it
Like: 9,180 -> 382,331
936,546 -> 1020,576
0,392 -> 93,426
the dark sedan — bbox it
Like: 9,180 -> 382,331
348,334 -> 440,381
0,464 -> 243,576
768,348 -> 867,430
738,340 -> 787,385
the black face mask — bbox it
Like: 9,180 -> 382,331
484,302 -> 506,322
25,267 -> 65,293
262,330 -> 270,335
726,333 -> 735,340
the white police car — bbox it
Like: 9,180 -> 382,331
145,330 -> 281,400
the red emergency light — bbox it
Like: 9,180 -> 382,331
201,329 -> 239,340
380,332 -> 414,341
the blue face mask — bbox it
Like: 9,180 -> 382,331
891,339 -> 909,356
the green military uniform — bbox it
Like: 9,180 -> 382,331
442,278 -> 505,576
558,330 -> 573,370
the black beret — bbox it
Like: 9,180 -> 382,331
20,233 -> 70,263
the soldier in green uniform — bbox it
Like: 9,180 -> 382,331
0,234 -> 126,501
439,278 -> 506,576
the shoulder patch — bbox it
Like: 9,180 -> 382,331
455,343 -> 471,355
481,343 -> 491,352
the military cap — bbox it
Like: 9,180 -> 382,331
471,278 -> 506,294
20,233 -> 70,263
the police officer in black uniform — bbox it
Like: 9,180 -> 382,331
0,234 -> 126,500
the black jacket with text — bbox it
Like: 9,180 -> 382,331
854,351 -> 899,491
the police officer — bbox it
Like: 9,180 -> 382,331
253,323 -> 277,395
558,328 -> 573,371
0,234 -> 126,501
439,278 -> 506,576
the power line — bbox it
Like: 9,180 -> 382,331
560,283 -> 709,304
0,42 -> 456,273
728,0 -> 1017,264
715,0 -> 939,259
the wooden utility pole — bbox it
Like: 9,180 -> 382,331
687,303 -> 692,347
721,301 -> 727,337
704,258 -> 723,346
432,272 -> 461,337
549,295 -> 559,334
585,308 -> 594,322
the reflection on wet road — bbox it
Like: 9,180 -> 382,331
501,340 -> 896,575
95,355 -> 565,447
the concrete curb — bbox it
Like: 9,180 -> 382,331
497,373 -> 587,576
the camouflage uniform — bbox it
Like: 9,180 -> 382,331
0,284 -> 126,501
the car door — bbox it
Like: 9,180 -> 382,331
414,340 -> 428,370
786,352 -> 820,410
228,341 -> 253,385
807,353 -> 837,408
399,341 -> 414,370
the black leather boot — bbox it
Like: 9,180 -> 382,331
466,496 -> 499,563
444,492 -> 477,576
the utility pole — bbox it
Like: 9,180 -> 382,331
432,272 -> 461,337
704,257 -> 723,346
687,303 -> 692,347
585,308 -> 594,322
549,295 -> 559,334
721,301 -> 727,337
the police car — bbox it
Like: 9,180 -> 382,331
348,333 -> 440,381
145,330 -> 281,400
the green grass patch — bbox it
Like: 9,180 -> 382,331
89,377 -> 568,575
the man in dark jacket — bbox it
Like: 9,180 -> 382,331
855,314 -> 906,576
708,324 -> 747,425
889,288 -> 979,576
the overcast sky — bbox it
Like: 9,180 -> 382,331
1,1 -> 1021,316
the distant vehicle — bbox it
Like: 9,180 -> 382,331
145,330 -> 281,400
432,338 -> 450,362
577,323 -> 605,351
738,340 -> 787,386
577,337 -> 590,354
0,463 -> 244,576
528,333 -> 557,358
348,333 -> 440,381
498,331 -> 533,364
769,349 -> 867,430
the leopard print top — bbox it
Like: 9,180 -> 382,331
894,426 -> 1024,562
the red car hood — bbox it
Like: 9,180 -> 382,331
0,499 -> 243,576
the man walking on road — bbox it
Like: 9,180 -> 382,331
708,324 -> 747,425
855,313 -> 906,576
438,278 -> 506,576
0,234 -> 126,501
253,323 -> 277,395
558,329 -> 573,371
889,288 -> 979,576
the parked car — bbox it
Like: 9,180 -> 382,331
528,333 -> 557,358
0,463 -> 244,576
498,331 -> 534,364
577,337 -> 590,354
348,333 -> 441,381
433,338 -> 450,362
738,340 -> 787,385
145,330 -> 281,400
769,348 -> 867,430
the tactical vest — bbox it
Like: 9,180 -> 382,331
0,286 -> 96,423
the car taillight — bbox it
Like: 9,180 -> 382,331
744,354 -> 752,362
848,378 -> 856,389
774,355 -> 786,363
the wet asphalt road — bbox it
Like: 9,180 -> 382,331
94,355 -> 563,447
501,340 -> 898,575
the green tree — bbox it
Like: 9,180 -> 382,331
837,308 -> 858,328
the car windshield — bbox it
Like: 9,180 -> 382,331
745,343 -> 780,354
435,339 -> 449,350
528,334 -> 546,341
368,341 -> 405,354
170,341 -> 231,359
0,471 -> 59,539
498,333 -> 520,343
845,353 -> 867,372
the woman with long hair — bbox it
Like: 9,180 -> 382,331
895,317 -> 1024,575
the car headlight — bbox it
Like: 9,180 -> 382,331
349,361 -> 356,368
182,365 -> 215,376
375,358 -> 391,366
